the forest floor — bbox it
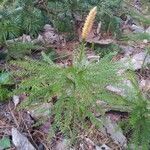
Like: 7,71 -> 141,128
0,5 -> 150,150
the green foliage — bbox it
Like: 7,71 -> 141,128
101,15 -> 122,36
120,32 -> 150,49
16,1 -> 44,37
0,0 -> 123,43
0,3 -> 21,43
0,137 -> 11,149
95,0 -> 122,35
128,33 -> 150,41
131,12 -> 150,26
11,43 -> 122,140
0,72 -> 10,101
94,44 -> 121,58
115,71 -> 150,149
50,0 -> 123,34
0,0 -> 45,43
124,1 -> 150,26
44,48 -> 59,62
1,0 -> 149,147
6,42 -> 40,59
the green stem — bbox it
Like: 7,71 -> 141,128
141,49 -> 149,74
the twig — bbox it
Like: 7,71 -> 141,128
20,113 -> 39,150
8,102 -> 19,128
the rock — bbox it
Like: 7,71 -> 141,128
139,79 -> 150,92
87,55 -> 100,63
29,103 -> 51,119
120,45 -> 135,56
101,117 -> 127,148
32,34 -> 43,44
21,34 -> 32,42
130,24 -> 144,33
86,38 -> 113,45
33,24 -> 66,46
34,24 -> 65,45
96,144 -> 111,150
146,26 -> 150,34
12,128 -> 36,150
7,34 -> 31,43
43,24 -> 54,32
120,52 -> 150,70
131,52 -> 150,70
12,95 -> 20,107
55,139 -> 71,150
106,85 -> 124,96
43,31 -> 64,45
143,39 -> 148,44
95,146 -> 102,150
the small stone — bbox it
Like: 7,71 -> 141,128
146,26 -> 150,34
131,24 -> 144,33
106,85 -> 124,96
12,95 -> 20,107
30,103 -> 51,118
131,52 -> 150,70
120,52 -> 150,70
43,24 -> 54,31
55,139 -> 71,150
12,128 -> 36,150
120,45 -> 135,56
102,117 -> 127,148
96,144 -> 111,150
139,79 -> 150,92
143,39 -> 148,43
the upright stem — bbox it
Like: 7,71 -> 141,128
78,40 -> 86,64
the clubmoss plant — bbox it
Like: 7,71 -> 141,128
122,71 -> 150,149
11,7 -> 122,144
